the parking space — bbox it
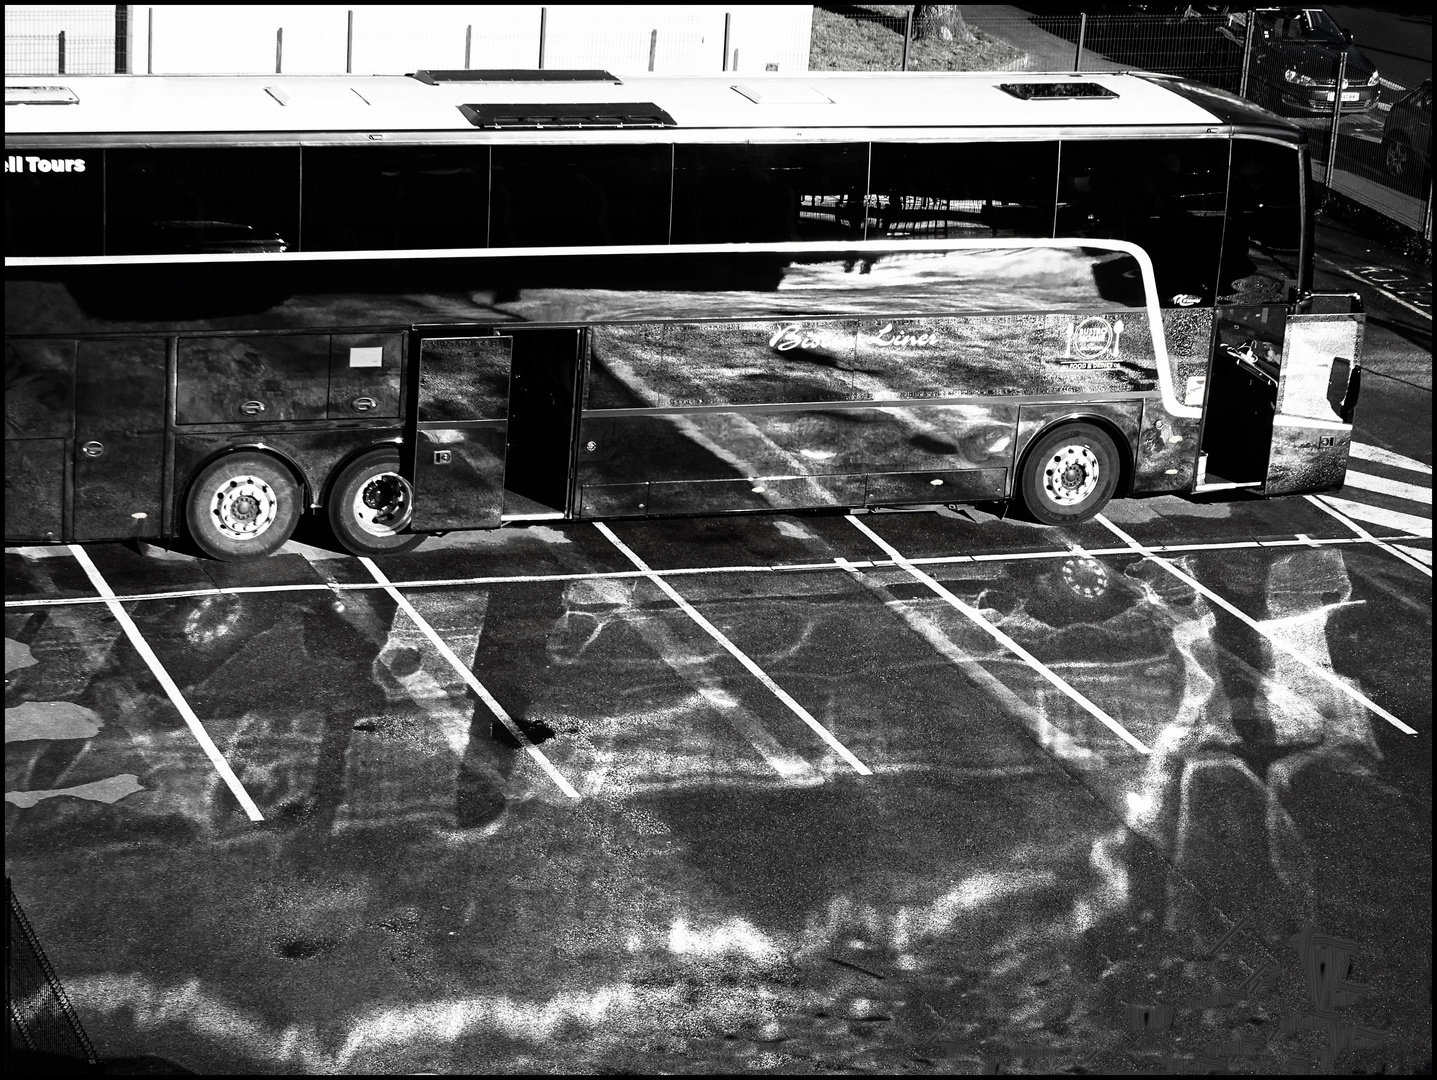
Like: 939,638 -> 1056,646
4,467 -> 1432,1072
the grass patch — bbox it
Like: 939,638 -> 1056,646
810,4 -> 1027,72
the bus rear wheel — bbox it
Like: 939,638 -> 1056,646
328,448 -> 425,557
1019,423 -> 1121,526
186,452 -> 301,561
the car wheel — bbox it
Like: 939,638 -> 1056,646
185,451 -> 301,561
327,448 -> 425,557
1018,423 -> 1122,526
1383,133 -> 1412,179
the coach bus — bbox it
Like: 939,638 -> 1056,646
5,70 -> 1363,560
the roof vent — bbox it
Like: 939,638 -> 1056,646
413,69 -> 620,84
732,83 -> 833,105
5,85 -> 79,105
459,102 -> 675,129
998,81 -> 1117,100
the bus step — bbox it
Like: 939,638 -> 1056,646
1192,480 -> 1263,493
500,511 -> 566,522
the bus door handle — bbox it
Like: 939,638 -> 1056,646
80,440 -> 105,458
350,396 -> 378,413
239,400 -> 266,416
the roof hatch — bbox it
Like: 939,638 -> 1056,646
998,81 -> 1117,100
412,69 -> 620,85
5,85 -> 79,105
459,102 -> 675,129
731,83 -> 833,105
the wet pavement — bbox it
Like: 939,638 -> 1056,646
5,463 -> 1431,1073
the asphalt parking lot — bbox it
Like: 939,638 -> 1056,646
5,457 -> 1431,1072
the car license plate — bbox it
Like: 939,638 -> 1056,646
1341,91 -> 1359,101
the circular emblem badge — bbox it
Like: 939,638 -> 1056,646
1073,317 -> 1115,360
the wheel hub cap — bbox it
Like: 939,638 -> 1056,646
212,475 -> 277,539
352,472 -> 413,537
1044,445 -> 1100,505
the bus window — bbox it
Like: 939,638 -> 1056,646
671,143 -> 868,244
868,141 -> 1059,240
1221,138 -> 1304,305
302,146 -> 488,251
5,148 -> 103,256
490,145 -> 672,247
1058,138 -> 1228,307
106,148 -> 299,255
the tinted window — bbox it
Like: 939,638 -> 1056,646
107,149 -> 299,255
869,142 -> 1058,240
490,145 -> 671,247
1222,138 -> 1303,305
5,149 -> 103,256
672,143 -> 867,244
303,147 -> 488,251
1058,138 -> 1228,307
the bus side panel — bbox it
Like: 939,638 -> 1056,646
575,401 -> 1017,517
4,439 -> 68,543
72,338 -> 167,541
5,339 -> 75,543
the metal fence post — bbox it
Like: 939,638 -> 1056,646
722,12 -> 731,72
115,5 -> 129,74
901,10 -> 912,72
275,27 -> 283,74
57,30 -> 65,74
1074,12 -> 1086,72
346,9 -> 353,74
1239,12 -> 1255,98
147,6 -> 153,74
1324,47 -> 1347,190
538,7 -> 546,69
465,25 -> 472,69
649,28 -> 657,72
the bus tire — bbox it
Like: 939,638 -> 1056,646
1018,423 -> 1121,526
327,448 -> 425,557
185,451 -> 302,561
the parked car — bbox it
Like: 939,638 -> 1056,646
1381,79 -> 1432,183
1225,8 -> 1380,115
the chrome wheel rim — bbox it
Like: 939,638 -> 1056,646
211,474 -> 278,540
1043,445 -> 1101,506
351,471 -> 413,537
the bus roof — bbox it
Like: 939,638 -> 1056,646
2,70 -> 1282,141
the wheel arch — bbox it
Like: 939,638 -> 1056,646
182,442 -> 314,511
1014,412 -> 1136,501
318,439 -> 406,508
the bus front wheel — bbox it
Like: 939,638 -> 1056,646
1018,423 -> 1121,526
186,452 -> 302,561
328,448 -> 425,557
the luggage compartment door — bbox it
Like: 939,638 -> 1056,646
412,335 -> 513,532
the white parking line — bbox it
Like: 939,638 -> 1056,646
595,522 -> 871,775
1312,494 -> 1433,539
358,557 -> 580,800
1350,442 -> 1433,476
1342,470 -> 1433,504
1306,495 -> 1433,577
847,516 -> 1151,754
67,545 -> 265,822
1316,256 -> 1431,320
1094,517 -> 1418,735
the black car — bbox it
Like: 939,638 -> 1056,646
1227,8 -> 1381,115
1381,78 -> 1432,183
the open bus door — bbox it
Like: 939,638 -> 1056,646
1197,293 -> 1363,497
409,328 -> 581,532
